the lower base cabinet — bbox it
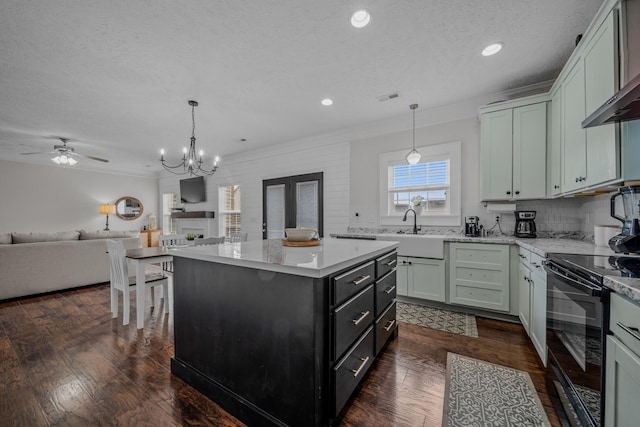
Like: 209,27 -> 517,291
606,292 -> 640,426
396,256 -> 446,302
518,247 -> 547,365
449,243 -> 510,312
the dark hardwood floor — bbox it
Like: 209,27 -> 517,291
0,284 -> 560,426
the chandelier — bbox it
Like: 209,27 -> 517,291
405,103 -> 422,165
160,100 -> 219,176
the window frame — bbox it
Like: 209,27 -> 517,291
218,185 -> 242,238
378,141 -> 462,226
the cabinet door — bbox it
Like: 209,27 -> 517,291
529,268 -> 547,366
481,109 -> 513,200
396,257 -> 409,296
518,262 -> 531,334
605,336 -> 640,427
513,103 -> 547,199
562,59 -> 587,192
584,9 -> 619,187
549,88 -> 563,195
408,257 -> 446,302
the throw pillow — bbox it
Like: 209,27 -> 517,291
0,233 -> 11,244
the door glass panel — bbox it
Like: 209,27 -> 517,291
266,184 -> 286,239
296,180 -> 318,229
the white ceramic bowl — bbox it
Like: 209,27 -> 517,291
285,228 -> 318,242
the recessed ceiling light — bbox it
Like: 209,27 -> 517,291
321,98 -> 333,106
351,10 -> 371,28
482,42 -> 504,56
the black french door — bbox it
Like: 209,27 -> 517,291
262,172 -> 323,239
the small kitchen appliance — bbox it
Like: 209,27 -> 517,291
609,185 -> 640,253
514,211 -> 537,238
464,216 -> 480,237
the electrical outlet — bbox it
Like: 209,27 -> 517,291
495,214 -> 501,222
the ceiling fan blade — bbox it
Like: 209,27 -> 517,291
76,153 -> 109,163
19,151 -> 46,155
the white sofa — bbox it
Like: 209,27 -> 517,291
0,230 -> 141,300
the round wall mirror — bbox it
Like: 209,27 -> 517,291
115,196 -> 144,220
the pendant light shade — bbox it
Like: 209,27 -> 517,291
406,104 -> 421,165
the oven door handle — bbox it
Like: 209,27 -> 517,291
543,263 -> 602,296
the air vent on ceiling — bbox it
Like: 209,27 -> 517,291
376,92 -> 400,102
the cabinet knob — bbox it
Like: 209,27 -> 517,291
515,191 -> 520,195
554,185 -> 559,189
506,191 -> 511,195
575,177 -> 579,182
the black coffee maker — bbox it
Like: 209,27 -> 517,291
609,186 -> 640,253
465,216 -> 480,237
514,211 -> 537,238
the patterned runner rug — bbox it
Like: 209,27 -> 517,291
397,302 -> 478,338
443,353 -> 551,427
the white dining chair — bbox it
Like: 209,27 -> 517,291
158,234 -> 188,274
106,239 -> 169,326
228,232 -> 248,243
194,236 -> 226,245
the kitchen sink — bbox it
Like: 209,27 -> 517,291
376,234 -> 445,259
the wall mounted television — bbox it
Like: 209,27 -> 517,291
180,176 -> 206,203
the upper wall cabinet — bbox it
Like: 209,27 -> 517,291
480,97 -> 547,201
561,8 -> 620,193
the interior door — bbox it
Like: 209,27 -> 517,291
262,172 -> 323,239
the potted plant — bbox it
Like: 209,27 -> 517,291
411,196 -> 425,214
186,233 -> 198,245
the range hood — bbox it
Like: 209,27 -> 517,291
582,72 -> 640,128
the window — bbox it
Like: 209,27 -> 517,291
219,185 -> 241,238
162,193 -> 178,233
379,141 -> 461,226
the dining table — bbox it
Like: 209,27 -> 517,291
125,246 -> 173,329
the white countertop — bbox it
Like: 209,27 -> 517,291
169,239 -> 399,278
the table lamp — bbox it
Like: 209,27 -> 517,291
99,204 -> 116,231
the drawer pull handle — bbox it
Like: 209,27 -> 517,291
384,285 -> 396,295
352,311 -> 370,326
383,319 -> 396,332
351,356 -> 370,378
385,259 -> 397,266
352,275 -> 371,286
518,254 -> 526,259
617,322 -> 640,342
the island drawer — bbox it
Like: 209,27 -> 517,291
332,326 -> 374,417
376,250 -> 397,278
333,285 -> 374,360
375,302 -> 396,356
333,260 -> 375,305
374,269 -> 396,317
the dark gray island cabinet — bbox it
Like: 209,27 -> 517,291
169,239 -> 399,427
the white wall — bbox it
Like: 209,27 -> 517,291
350,117 -> 484,230
0,159 -> 159,233
159,140 -> 350,240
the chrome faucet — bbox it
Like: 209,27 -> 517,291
402,208 -> 420,234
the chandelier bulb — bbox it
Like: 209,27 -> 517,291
160,148 -> 165,155
199,150 -> 204,157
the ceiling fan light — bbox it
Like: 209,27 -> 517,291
67,157 -> 78,166
51,156 -> 61,165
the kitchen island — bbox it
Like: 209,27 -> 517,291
169,238 -> 399,427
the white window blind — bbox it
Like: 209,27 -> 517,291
388,158 -> 450,215
219,185 -> 242,238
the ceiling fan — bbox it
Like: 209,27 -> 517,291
20,137 -> 109,165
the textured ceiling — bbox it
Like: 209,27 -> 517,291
0,0 -> 604,176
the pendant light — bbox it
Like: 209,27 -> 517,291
406,104 -> 421,165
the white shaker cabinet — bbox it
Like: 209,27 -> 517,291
606,293 -> 640,426
584,8 -> 619,187
396,256 -> 446,302
449,243 -> 510,312
548,87 -> 563,196
480,100 -> 547,201
561,9 -> 619,193
517,247 -> 547,366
